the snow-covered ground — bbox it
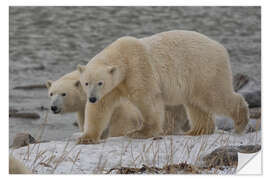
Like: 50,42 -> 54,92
10,131 -> 261,174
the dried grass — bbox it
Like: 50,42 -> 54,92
10,109 -> 261,174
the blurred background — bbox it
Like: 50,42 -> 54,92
9,7 -> 261,145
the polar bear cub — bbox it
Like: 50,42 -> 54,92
77,30 -> 249,144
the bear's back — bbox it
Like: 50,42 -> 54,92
60,70 -> 80,81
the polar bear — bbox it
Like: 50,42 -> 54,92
76,30 -> 249,144
46,71 -> 190,138
46,71 -> 86,131
46,71 -> 142,137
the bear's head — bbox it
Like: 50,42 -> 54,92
77,63 -> 124,104
46,79 -> 86,114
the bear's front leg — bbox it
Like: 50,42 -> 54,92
77,110 -> 85,132
77,102 -> 112,144
127,93 -> 165,139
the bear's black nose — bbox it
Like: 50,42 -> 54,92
51,106 -> 57,112
89,97 -> 97,103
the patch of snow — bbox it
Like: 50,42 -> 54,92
10,131 -> 261,174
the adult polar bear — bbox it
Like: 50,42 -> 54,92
77,30 -> 249,144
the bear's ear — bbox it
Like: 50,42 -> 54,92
77,64 -> 86,73
74,80 -> 81,88
46,80 -> 53,89
108,66 -> 117,74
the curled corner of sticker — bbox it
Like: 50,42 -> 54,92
237,151 -> 262,174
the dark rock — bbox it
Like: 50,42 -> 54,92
241,90 -> 261,108
72,121 -> 78,127
203,146 -> 238,167
236,74 -> 261,93
233,73 -> 250,92
235,144 -> 261,153
233,73 -> 261,108
13,84 -> 46,90
12,133 -> 37,148
203,145 -> 261,168
9,112 -> 40,119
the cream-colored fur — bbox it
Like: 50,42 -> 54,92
9,155 -> 31,174
46,71 -> 189,138
46,71 -> 142,137
164,105 -> 190,135
46,71 -> 87,131
77,30 -> 249,144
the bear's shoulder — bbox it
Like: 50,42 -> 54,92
113,36 -> 143,49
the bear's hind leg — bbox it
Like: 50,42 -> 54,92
184,104 -> 215,136
227,93 -> 249,134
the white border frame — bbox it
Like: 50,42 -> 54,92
3,0 -> 268,179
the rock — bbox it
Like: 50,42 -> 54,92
202,145 -> 261,168
13,84 -> 46,90
9,112 -> 40,119
72,121 -> 78,127
233,73 -> 250,92
12,133 -> 37,148
240,90 -> 261,108
235,144 -> 261,153
234,73 -> 261,92
202,146 -> 238,167
233,73 -> 261,108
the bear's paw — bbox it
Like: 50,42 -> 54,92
76,134 -> 99,145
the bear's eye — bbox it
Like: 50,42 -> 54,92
85,82 -> 88,86
50,93 -> 53,96
98,81 -> 103,86
62,93 -> 66,96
